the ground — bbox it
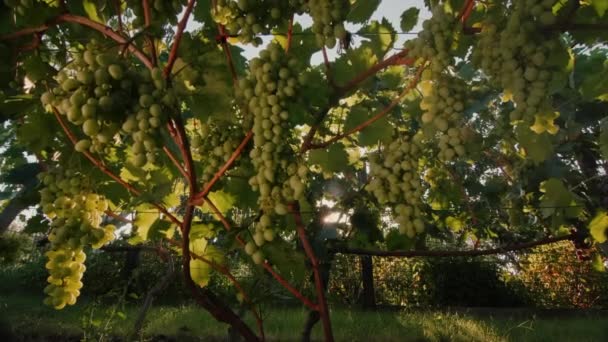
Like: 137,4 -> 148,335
1,294 -> 607,341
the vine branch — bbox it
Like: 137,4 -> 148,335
331,234 -> 575,257
305,65 -> 425,151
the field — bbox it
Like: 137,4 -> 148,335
1,294 -> 607,341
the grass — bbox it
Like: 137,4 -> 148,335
1,294 -> 607,341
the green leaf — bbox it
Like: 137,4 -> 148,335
580,60 -> 608,101
344,104 -> 394,146
200,190 -> 235,215
358,18 -> 396,59
129,206 -> 174,243
190,242 -> 225,288
224,175 -> 258,211
308,143 -> 350,173
333,46 -> 378,86
358,115 -> 393,147
591,0 -> 608,17
82,0 -> 102,23
190,222 -> 217,240
539,178 -> 581,230
385,230 -> 414,251
589,211 -> 608,243
264,238 -> 308,284
592,252 -> 606,272
514,125 -> 554,164
400,7 -> 420,32
347,0 -> 381,23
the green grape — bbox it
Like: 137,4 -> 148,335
306,0 -> 350,47
472,0 -> 562,132
191,119 -> 245,187
44,41 -> 175,167
366,137 -> 426,238
212,0 -> 305,46
238,43 -> 308,222
418,75 -> 472,161
38,167 -> 115,309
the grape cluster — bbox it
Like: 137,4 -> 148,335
40,40 -> 173,167
238,43 -> 308,220
3,0 -> 33,16
43,248 -> 86,310
243,213 -> 276,264
366,137 -> 426,238
191,119 -> 245,185
419,75 -> 471,161
472,0 -> 563,130
404,6 -> 460,77
306,0 -> 350,48
212,0 -> 303,46
38,167 -> 115,309
128,0 -> 188,28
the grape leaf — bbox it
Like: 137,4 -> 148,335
192,0 -> 213,25
580,60 -> 608,101
589,211 -> 608,243
224,176 -> 259,210
308,143 -> 350,173
82,0 -> 102,23
333,46 -> 378,86
264,238 -> 308,284
515,125 -> 554,164
130,206 -> 162,243
539,178 -> 581,229
190,242 -> 224,288
385,230 -> 414,251
200,190 -> 235,215
358,115 -> 393,146
358,19 -> 396,59
400,7 -> 420,32
591,0 -> 608,17
347,0 -> 381,23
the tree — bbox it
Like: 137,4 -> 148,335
1,0 -> 608,341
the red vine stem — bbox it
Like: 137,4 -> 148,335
286,15 -> 294,54
142,0 -> 151,27
290,202 -> 334,342
0,14 -> 154,69
164,0 -> 196,77
114,0 -> 124,33
300,50 -> 417,153
165,238 -> 265,340
321,46 -> 334,86
203,197 -> 318,310
305,65 -> 425,151
191,131 -> 253,205
459,0 -> 476,24
162,146 -> 188,179
331,234 -> 575,257
52,108 -> 182,227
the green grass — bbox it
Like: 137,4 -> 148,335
1,294 -> 607,341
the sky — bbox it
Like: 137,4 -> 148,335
187,0 -> 431,64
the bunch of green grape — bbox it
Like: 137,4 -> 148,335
38,167 -> 115,309
366,137 -> 426,238
472,0 -> 563,131
306,0 -> 350,48
40,40 -> 172,167
43,248 -> 86,310
419,75 -> 471,161
212,0 -> 304,46
243,212 -> 276,264
236,43 -> 308,258
190,119 -> 245,185
128,0 -> 188,28
3,0 -> 34,16
404,5 -> 460,77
